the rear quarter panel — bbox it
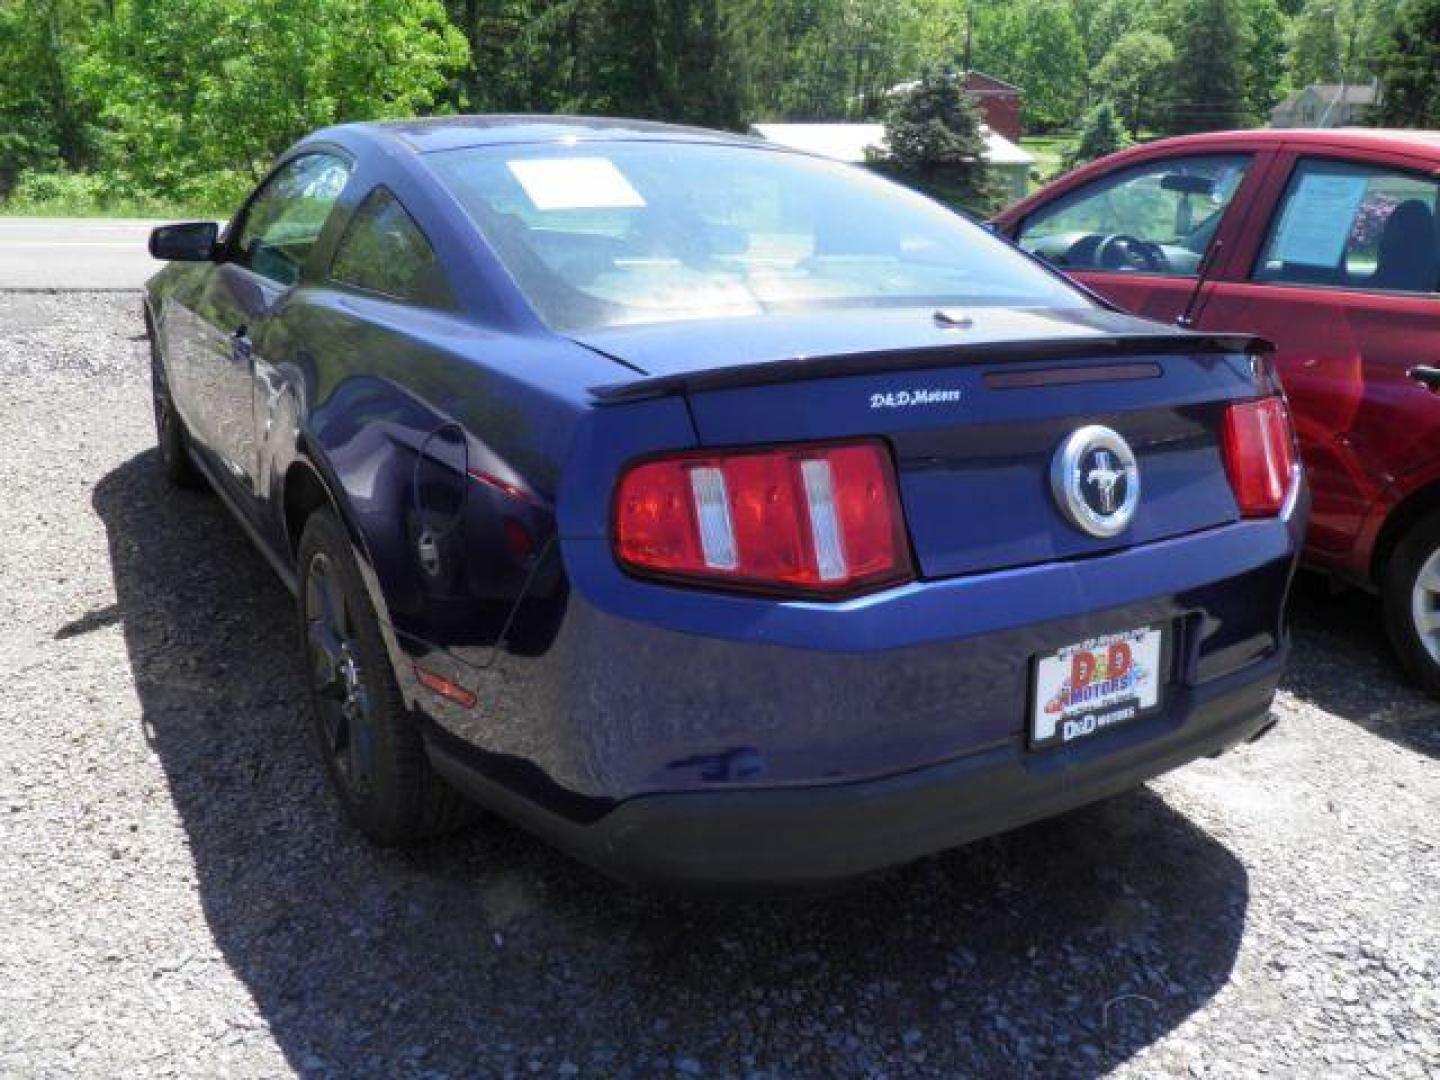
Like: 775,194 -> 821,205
259,289 -> 608,669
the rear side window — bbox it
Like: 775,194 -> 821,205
1253,159 -> 1440,294
1017,155 -> 1252,277
330,187 -> 451,307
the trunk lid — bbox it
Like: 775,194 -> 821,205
573,305 -> 1238,383
580,307 -> 1266,579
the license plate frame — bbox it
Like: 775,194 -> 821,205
1030,625 -> 1168,750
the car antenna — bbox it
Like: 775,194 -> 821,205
1177,239 -> 1223,329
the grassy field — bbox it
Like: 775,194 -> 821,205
0,170 -> 227,220
0,196 -> 220,219
1020,135 -> 1072,187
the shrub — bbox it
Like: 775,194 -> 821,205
1,167 -> 229,218
1064,100 -> 1132,170
872,65 -> 999,215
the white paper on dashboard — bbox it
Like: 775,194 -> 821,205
506,157 -> 646,211
1270,173 -> 1368,268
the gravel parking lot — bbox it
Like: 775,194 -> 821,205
1,291 -> 1436,1079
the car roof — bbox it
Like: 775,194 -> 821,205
319,114 -> 770,155
1129,127 -> 1440,159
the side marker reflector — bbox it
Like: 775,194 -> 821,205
414,664 -> 477,709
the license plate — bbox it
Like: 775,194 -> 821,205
1031,626 -> 1165,749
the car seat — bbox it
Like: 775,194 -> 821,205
1369,199 -> 1437,293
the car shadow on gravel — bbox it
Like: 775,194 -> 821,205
90,449 -> 1251,1079
1283,573 -> 1440,760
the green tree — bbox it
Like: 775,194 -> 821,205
1064,98 -> 1131,167
731,0 -> 959,121
1289,0 -> 1341,83
874,64 -> 998,212
0,0 -> 103,194
973,0 -> 1088,131
1374,0 -> 1440,125
1243,0 -> 1291,117
1166,0 -> 1248,132
75,0 -> 467,205
577,0 -> 744,127
1094,31 -> 1175,135
1083,0 -> 1142,65
1287,0 -> 1396,87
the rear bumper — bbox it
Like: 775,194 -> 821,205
428,649 -> 1281,887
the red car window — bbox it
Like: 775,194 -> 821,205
1016,154 -> 1252,278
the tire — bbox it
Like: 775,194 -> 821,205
1382,508 -> 1440,699
296,508 -> 474,844
149,331 -> 204,489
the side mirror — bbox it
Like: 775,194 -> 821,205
149,222 -> 219,262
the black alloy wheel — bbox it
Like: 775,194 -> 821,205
149,334 -> 203,488
296,509 -> 474,843
304,549 -> 377,797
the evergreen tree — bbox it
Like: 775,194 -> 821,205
875,65 -> 998,213
1374,0 -> 1440,126
1064,99 -> 1132,168
1166,0 -> 1249,132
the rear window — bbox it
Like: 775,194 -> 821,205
425,142 -> 1089,332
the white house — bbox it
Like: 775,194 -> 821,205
1270,83 -> 1380,128
749,122 -> 1035,203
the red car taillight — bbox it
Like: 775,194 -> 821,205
613,440 -> 913,597
1222,396 -> 1298,517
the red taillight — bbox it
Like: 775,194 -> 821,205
613,440 -> 912,597
1222,397 -> 1297,517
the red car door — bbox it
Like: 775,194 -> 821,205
1008,143 -> 1278,324
1189,146 -> 1440,575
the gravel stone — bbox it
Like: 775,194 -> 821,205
1,291 -> 1437,1077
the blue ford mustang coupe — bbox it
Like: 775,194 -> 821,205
145,116 -> 1305,886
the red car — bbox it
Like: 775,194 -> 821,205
995,129 -> 1440,694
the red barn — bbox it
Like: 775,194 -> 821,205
964,72 -> 1023,142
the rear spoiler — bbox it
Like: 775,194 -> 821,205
590,331 -> 1274,403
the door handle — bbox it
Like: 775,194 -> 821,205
1409,366 -> 1440,392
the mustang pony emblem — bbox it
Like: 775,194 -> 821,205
1086,450 -> 1125,514
1050,425 -> 1141,538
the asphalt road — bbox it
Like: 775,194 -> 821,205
0,217 -> 166,289
1,292 -> 1437,1078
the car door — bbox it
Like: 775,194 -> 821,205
1190,148 -> 1440,566
191,151 -> 352,503
1011,148 -> 1274,324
